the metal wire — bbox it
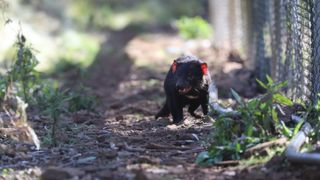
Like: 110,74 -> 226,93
250,0 -> 316,103
311,0 -> 320,104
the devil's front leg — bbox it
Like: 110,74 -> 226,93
167,94 -> 184,123
188,102 -> 202,118
200,94 -> 209,115
155,99 -> 170,119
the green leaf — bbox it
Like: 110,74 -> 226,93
274,81 -> 288,91
259,102 -> 267,110
280,121 -> 293,138
266,75 -> 274,85
195,151 -> 210,165
293,119 -> 304,136
295,98 -> 307,109
231,88 -> 243,106
271,107 -> 279,123
235,142 -> 242,153
273,93 -> 293,106
247,98 -> 259,109
256,79 -> 268,89
245,123 -> 254,137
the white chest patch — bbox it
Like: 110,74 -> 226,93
185,95 -> 199,99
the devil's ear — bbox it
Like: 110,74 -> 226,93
200,63 -> 208,75
172,60 -> 178,73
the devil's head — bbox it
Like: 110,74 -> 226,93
171,56 -> 208,94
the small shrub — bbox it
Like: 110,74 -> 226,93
176,16 -> 213,39
197,76 -> 300,165
36,84 -> 71,146
1,34 -> 40,103
68,85 -> 98,112
306,94 -> 320,141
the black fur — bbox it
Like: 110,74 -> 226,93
155,55 -> 211,123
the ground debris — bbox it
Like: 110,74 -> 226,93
215,160 -> 240,166
3,25 -> 311,180
97,149 -> 118,159
145,142 -> 190,151
244,138 -> 287,157
135,155 -> 161,165
41,167 -> 85,180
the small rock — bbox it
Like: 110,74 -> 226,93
76,156 -> 96,164
27,167 -> 42,177
222,171 -> 236,176
81,174 -> 92,180
98,150 -> 118,159
96,135 -> 107,143
115,115 -> 124,121
136,156 -> 161,164
41,167 -> 84,180
134,169 -> 149,180
167,124 -> 177,130
0,144 -> 8,155
177,134 -> 198,141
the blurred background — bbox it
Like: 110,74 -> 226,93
0,0 -> 212,71
0,0 -> 318,102
0,0 -> 258,99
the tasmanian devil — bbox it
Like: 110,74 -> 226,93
155,55 -> 215,123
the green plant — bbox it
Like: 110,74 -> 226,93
36,84 -> 71,146
1,168 -> 12,177
42,131 -> 53,146
0,77 -> 7,99
240,146 -> 285,167
0,34 -> 40,104
197,76 -> 296,165
68,85 -> 98,112
235,76 -> 293,138
305,94 -> 320,141
176,16 -> 213,39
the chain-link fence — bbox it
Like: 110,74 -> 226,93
209,0 -> 320,104
244,0 -> 320,104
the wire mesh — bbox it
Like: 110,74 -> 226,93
311,0 -> 320,104
249,0 -> 316,103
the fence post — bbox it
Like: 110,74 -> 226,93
209,0 -> 244,53
242,0 -> 255,70
270,0 -> 282,81
209,0 -> 230,49
252,0 -> 272,82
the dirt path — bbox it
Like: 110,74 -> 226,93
76,28 -> 320,180
4,26 -> 318,180
68,27 -> 239,179
2,26 -> 233,180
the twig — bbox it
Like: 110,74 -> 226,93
170,147 -> 204,156
244,137 -> 287,157
145,143 -> 190,151
124,142 -> 146,152
215,160 -> 240,166
0,164 -> 24,169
